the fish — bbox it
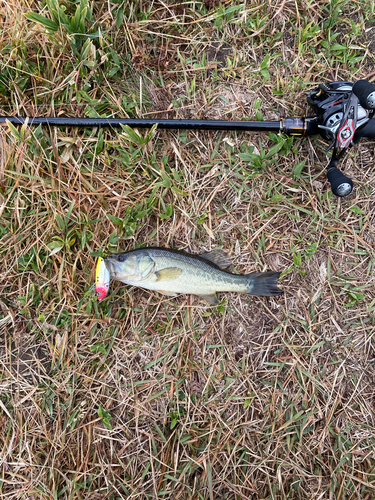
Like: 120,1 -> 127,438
96,247 -> 283,304
95,256 -> 111,301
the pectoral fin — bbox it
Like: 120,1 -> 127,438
155,267 -> 182,282
199,249 -> 232,269
198,293 -> 220,305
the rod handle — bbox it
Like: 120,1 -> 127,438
327,167 -> 353,197
352,80 -> 375,110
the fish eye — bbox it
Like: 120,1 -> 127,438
118,254 -> 126,262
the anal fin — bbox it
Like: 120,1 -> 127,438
156,290 -> 178,297
198,293 -> 220,305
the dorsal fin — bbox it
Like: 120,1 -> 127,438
199,249 -> 232,270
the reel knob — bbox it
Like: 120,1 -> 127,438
352,80 -> 375,110
327,167 -> 353,197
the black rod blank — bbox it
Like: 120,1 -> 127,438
0,116 -> 282,132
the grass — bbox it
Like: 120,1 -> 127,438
1,0 -> 375,498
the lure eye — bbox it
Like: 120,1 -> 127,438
95,285 -> 109,301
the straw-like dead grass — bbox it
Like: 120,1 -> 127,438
1,0 -> 375,498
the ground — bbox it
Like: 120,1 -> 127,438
0,1 -> 375,499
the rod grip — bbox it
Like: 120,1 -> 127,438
352,80 -> 375,110
327,167 -> 353,197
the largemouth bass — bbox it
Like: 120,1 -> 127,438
96,247 -> 283,304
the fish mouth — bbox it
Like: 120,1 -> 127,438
104,255 -> 156,282
104,256 -> 124,277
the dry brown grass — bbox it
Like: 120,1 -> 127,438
1,0 -> 375,498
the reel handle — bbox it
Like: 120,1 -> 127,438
352,80 -> 375,110
327,166 -> 353,197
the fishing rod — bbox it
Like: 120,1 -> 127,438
1,79 -> 375,197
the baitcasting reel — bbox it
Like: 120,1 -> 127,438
2,79 -> 375,197
307,79 -> 375,196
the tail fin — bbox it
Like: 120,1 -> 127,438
246,271 -> 283,296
